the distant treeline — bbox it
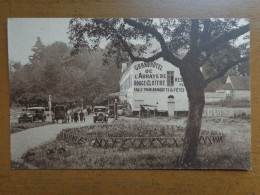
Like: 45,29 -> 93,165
9,37 -> 121,107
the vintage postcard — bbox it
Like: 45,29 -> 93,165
8,18 -> 250,169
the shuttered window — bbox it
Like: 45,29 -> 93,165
167,71 -> 174,86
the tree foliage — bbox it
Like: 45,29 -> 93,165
9,38 -> 121,106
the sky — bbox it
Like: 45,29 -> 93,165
8,18 -> 249,65
8,18 -> 71,64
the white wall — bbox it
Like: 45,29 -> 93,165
120,58 -> 189,112
233,90 -> 250,100
205,92 -> 226,103
119,67 -> 134,109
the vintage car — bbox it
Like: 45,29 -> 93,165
52,105 -> 68,124
18,112 -> 34,123
139,104 -> 158,118
18,107 -> 46,123
117,105 -> 124,116
107,104 -> 115,117
93,106 -> 108,123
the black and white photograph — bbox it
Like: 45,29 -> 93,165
8,18 -> 250,169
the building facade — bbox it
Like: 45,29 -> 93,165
119,59 -> 189,115
216,76 -> 250,100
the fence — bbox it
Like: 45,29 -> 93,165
203,107 -> 251,117
58,131 -> 224,149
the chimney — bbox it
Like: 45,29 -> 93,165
121,63 -> 127,73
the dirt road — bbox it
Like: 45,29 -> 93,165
11,115 -> 113,161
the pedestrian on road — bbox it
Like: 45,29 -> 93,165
80,110 -> 84,122
87,107 -> 91,115
71,109 -> 74,122
74,112 -> 78,123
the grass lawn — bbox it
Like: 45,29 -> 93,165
21,117 -> 251,169
10,121 -> 52,134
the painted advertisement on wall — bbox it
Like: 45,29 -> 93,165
133,61 -> 186,93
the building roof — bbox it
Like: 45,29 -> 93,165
228,76 -> 250,90
222,83 -> 233,90
108,91 -> 127,97
205,76 -> 227,92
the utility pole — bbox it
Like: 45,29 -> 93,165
81,98 -> 84,110
48,95 -> 52,119
114,98 -> 118,120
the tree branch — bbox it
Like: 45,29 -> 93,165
200,24 -> 249,52
204,56 -> 249,85
199,51 -> 212,67
190,19 -> 199,50
117,35 -> 164,62
201,19 -> 211,44
123,18 -> 181,67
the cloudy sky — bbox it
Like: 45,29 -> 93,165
8,18 -> 71,64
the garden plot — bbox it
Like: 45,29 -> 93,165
21,117 -> 250,169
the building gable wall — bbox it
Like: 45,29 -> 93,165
120,58 -> 189,112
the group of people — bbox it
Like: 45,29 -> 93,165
66,107 -> 92,123
70,110 -> 85,123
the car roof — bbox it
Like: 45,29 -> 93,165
94,106 -> 106,108
27,107 -> 45,110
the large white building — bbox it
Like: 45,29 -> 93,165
118,58 -> 189,116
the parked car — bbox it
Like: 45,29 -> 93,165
52,105 -> 68,124
18,112 -> 34,123
18,107 -> 46,123
107,104 -> 115,117
93,106 -> 108,123
117,105 -> 124,116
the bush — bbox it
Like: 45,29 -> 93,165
57,120 -> 185,139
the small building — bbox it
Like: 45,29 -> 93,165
216,76 -> 250,100
118,59 -> 189,116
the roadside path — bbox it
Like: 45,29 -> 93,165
11,115 -> 113,161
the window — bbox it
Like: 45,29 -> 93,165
167,71 -> 174,86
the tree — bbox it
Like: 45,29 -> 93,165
9,37 -> 121,109
29,37 -> 46,65
9,61 -> 25,104
68,18 -> 249,165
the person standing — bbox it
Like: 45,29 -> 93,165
80,110 -> 84,122
74,112 -> 78,123
87,107 -> 91,115
71,109 -> 74,122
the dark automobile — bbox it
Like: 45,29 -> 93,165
52,105 -> 68,124
18,107 -> 46,123
18,112 -> 34,123
93,106 -> 108,123
107,104 -> 115,117
117,104 -> 124,116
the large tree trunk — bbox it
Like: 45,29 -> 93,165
181,94 -> 205,164
179,63 -> 205,165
